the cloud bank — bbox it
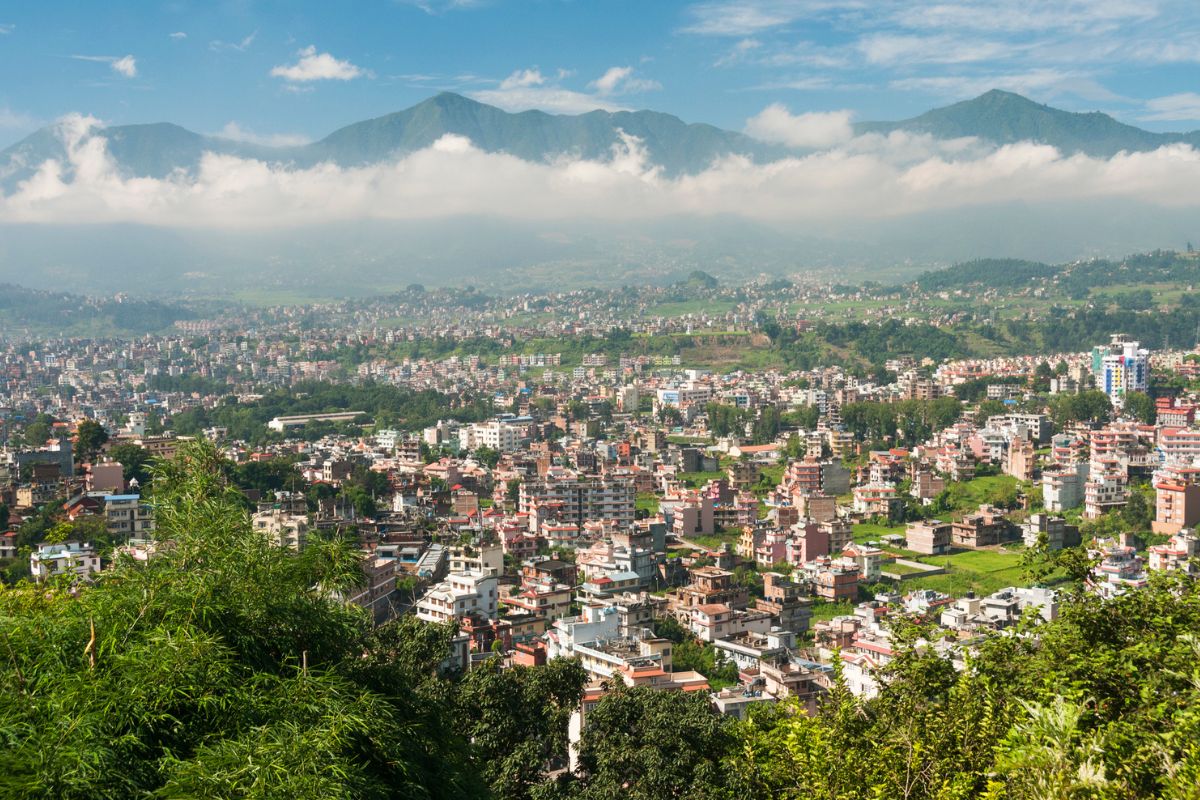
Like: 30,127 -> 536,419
2,111 -> 1199,233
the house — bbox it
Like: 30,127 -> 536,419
906,520 -> 951,555
1021,514 -> 1079,551
414,570 -> 499,626
841,542 -> 883,583
1148,530 -> 1199,574
1153,479 -> 1200,535
852,482 -> 903,520
252,508 -> 308,550
951,506 -> 1016,548
1043,462 -> 1088,512
30,541 -> 100,582
104,494 -> 155,538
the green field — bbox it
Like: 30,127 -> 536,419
905,547 -> 1033,596
646,300 -> 738,317
636,492 -> 661,515
943,474 -> 1019,515
689,530 -> 742,550
809,599 -> 855,621
853,522 -> 905,543
883,561 -> 930,576
678,470 -> 726,488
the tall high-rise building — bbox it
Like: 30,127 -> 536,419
1094,334 -> 1148,408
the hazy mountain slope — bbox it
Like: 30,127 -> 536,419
4,90 -> 1198,192
856,89 -> 1200,156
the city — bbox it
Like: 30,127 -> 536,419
3,2 -> 1200,798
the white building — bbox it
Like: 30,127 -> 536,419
252,509 -> 309,550
414,570 -> 499,625
30,541 -> 101,582
1042,462 -> 1089,512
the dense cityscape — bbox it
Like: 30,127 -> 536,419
3,253 -> 1200,796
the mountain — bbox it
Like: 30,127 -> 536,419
0,93 -> 784,190
856,89 -> 1200,157
5,90 -> 1198,192
304,92 -> 786,173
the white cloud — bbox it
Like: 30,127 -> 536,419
214,122 -> 311,148
271,45 -> 366,82
110,55 -> 137,78
499,68 -> 546,89
0,23 -> 13,34
744,103 -> 854,148
682,1 -> 855,36
890,1 -> 1159,34
857,34 -> 1012,66
590,66 -> 662,96
210,31 -> 257,52
7,111 -> 1199,234
398,0 -> 484,13
169,31 -> 187,40
1142,92 -> 1200,121
71,54 -> 138,78
471,68 -> 633,113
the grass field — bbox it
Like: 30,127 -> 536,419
636,492 -> 661,515
883,561 -> 931,576
810,599 -> 855,621
853,522 -> 905,543
678,470 -> 726,488
689,530 -> 742,550
905,547 -> 1033,596
943,474 -> 1019,515
646,300 -> 738,317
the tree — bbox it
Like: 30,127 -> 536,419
1123,390 -> 1155,425
22,413 -> 55,448
0,439 -> 486,798
571,684 -> 734,799
109,443 -> 153,487
74,419 -> 109,461
454,657 -> 586,799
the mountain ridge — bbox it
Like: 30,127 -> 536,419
2,90 -> 1198,191
855,89 -> 1200,156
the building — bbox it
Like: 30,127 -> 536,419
1043,462 -> 1088,512
30,541 -> 100,582
906,520 -> 951,555
952,506 -> 1016,548
414,570 -> 499,625
519,469 -> 635,528
1153,479 -> 1200,535
852,482 -> 903,520
1084,470 -> 1129,519
841,543 -> 883,583
104,494 -> 156,538
462,419 -> 523,453
251,508 -> 309,550
1021,514 -> 1079,551
1094,335 -> 1149,408
267,411 -> 365,432
1148,530 -> 1199,574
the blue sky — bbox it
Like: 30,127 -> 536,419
1,0 -> 1199,148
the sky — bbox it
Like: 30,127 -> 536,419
2,0 -> 1200,149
